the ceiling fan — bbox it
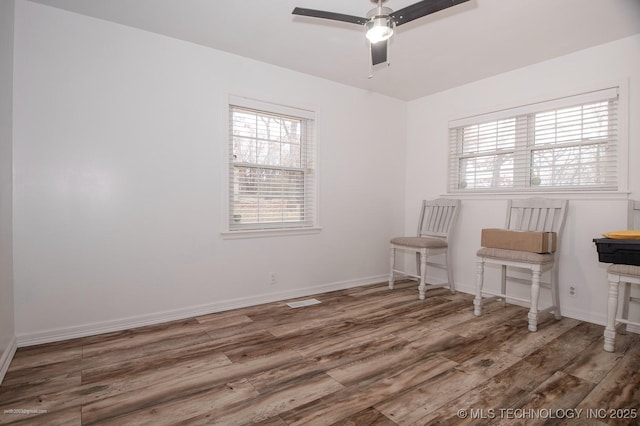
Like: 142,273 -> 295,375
293,0 -> 470,70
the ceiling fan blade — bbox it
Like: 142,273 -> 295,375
292,7 -> 367,25
390,0 -> 470,26
371,40 -> 388,66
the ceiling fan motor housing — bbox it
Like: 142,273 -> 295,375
366,6 -> 393,19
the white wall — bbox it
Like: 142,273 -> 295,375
0,0 -> 16,382
406,35 -> 640,325
11,0 -> 639,346
12,0 -> 406,344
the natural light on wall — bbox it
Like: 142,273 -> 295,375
448,87 -> 619,193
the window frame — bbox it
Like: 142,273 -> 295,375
448,86 -> 624,195
222,95 -> 320,239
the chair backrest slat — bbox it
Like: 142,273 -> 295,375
418,198 -> 461,242
525,208 -> 536,230
546,208 -> 557,231
629,200 -> 640,230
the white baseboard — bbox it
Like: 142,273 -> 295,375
16,275 -> 387,347
0,336 -> 17,385
13,276 -> 639,348
627,324 -> 640,334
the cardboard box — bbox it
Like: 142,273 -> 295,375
481,228 -> 557,253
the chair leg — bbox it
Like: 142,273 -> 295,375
621,282 -> 631,333
474,258 -> 484,316
551,262 -> 561,320
418,251 -> 427,300
528,269 -> 541,332
500,265 -> 507,307
446,251 -> 455,294
604,276 -> 620,352
388,246 -> 395,290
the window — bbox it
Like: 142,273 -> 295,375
448,88 -> 619,192
228,97 -> 316,232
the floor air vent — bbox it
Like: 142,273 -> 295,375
286,298 -> 321,308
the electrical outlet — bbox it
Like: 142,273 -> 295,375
568,285 -> 577,298
270,272 -> 277,285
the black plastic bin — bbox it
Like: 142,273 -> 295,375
593,238 -> 640,266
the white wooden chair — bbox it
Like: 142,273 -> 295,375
474,198 -> 568,332
604,200 -> 640,352
389,198 -> 460,300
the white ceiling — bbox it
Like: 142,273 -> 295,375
28,0 -> 640,101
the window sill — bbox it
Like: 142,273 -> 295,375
443,190 -> 630,201
221,227 -> 322,240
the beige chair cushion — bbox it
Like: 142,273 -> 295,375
607,263 -> 640,276
390,236 -> 448,249
477,247 -> 554,264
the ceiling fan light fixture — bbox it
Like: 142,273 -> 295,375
365,16 -> 393,43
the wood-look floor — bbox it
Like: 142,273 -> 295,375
1,281 -> 639,425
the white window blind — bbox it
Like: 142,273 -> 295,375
228,98 -> 316,231
448,88 -> 619,192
